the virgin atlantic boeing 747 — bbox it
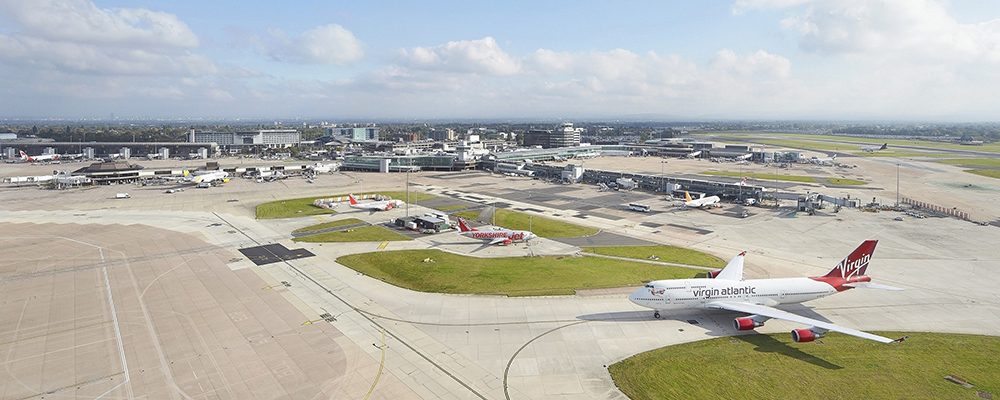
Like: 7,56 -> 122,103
629,240 -> 905,343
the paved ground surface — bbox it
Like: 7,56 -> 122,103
1,154 -> 999,399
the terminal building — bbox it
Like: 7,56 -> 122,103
189,129 -> 300,149
1,139 -> 219,160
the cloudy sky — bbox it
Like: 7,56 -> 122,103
1,0 -> 1000,120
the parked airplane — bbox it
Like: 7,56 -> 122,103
861,143 -> 888,153
20,151 -> 60,162
457,217 -> 536,246
683,191 -> 720,208
185,170 -> 230,185
629,240 -> 905,343
810,154 -> 837,165
309,163 -> 339,174
348,194 -> 404,212
684,150 -> 702,159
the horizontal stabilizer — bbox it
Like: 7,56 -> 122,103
842,282 -> 904,291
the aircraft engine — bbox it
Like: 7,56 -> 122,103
733,317 -> 764,331
791,328 -> 823,343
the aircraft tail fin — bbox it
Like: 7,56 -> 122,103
714,251 -> 746,281
348,194 -> 358,205
457,218 -> 476,232
684,191 -> 693,202
823,240 -> 878,278
19,150 -> 28,160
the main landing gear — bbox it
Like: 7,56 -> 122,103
653,311 -> 661,319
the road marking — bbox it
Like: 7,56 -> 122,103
101,247 -> 135,400
363,329 -> 387,400
377,241 -> 389,250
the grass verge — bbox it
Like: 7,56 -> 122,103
293,225 -> 411,242
256,191 -> 437,219
256,197 -> 336,219
435,204 -> 470,212
292,218 -> 366,234
936,158 -> 1000,168
704,132 -> 1000,154
965,169 -> 1000,179
454,208 -> 599,238
336,249 -> 701,296
582,245 -> 726,268
610,332 -> 1000,400
826,177 -> 867,186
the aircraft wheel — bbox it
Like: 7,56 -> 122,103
653,311 -> 661,319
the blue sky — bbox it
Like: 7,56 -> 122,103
2,0 -> 1000,120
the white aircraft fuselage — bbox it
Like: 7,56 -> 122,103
627,240 -> 903,344
629,277 -> 842,310
460,228 -> 536,245
684,195 -> 720,208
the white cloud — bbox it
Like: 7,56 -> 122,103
778,0 -> 1000,62
732,0 -> 811,14
365,42 -> 796,118
399,37 -> 520,75
0,0 -> 198,48
0,0 -> 213,78
267,24 -> 363,65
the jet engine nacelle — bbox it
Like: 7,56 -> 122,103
706,270 -> 722,278
733,317 -> 764,331
791,328 -> 824,343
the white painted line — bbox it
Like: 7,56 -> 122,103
101,247 -> 135,400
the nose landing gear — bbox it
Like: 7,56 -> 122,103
653,311 -> 661,319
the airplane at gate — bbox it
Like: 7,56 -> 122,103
457,217 -> 536,246
628,240 -> 905,343
348,194 -> 404,212
20,151 -> 60,162
185,170 -> 230,185
683,191 -> 720,208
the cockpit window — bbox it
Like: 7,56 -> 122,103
644,284 -> 653,288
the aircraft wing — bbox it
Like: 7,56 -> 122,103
707,301 -> 897,344
488,237 -> 507,245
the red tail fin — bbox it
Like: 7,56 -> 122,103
19,150 -> 29,160
823,240 -> 878,278
348,194 -> 358,205
457,218 -> 476,232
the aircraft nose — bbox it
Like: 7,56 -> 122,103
628,289 -> 642,305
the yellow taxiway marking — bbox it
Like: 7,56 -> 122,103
377,241 -> 389,250
363,329 -> 387,400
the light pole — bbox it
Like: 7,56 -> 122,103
896,163 -> 900,207
405,157 -> 410,217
